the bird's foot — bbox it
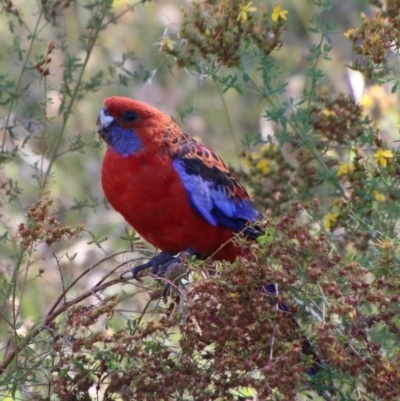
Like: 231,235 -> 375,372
132,249 -> 197,280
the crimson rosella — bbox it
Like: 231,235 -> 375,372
96,96 -> 321,375
97,96 -> 262,276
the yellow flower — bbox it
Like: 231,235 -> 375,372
230,292 -> 240,299
272,4 -> 288,21
237,2 -> 257,22
260,143 -> 276,153
244,152 -> 260,167
360,94 -> 374,109
337,162 -> 354,177
375,148 -> 393,167
160,37 -> 176,51
321,108 -> 336,117
324,212 -> 339,230
256,159 -> 271,175
373,190 -> 386,202
344,28 -> 357,39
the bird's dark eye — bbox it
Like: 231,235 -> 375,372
121,110 -> 139,122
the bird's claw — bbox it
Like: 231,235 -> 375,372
132,249 -> 197,280
132,251 -> 174,279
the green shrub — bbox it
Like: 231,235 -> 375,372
1,0 -> 400,400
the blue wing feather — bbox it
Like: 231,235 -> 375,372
173,158 -> 261,236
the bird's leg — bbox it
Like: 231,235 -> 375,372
264,283 -> 299,325
132,248 -> 198,279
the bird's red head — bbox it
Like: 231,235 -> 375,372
96,96 -> 172,157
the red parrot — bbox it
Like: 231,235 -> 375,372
96,96 -> 321,375
97,96 -> 261,276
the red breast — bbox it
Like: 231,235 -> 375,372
101,148 -> 240,260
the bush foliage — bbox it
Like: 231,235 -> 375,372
1,0 -> 400,400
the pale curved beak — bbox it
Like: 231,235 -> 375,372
96,108 -> 114,142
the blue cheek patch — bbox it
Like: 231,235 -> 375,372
109,124 -> 143,157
